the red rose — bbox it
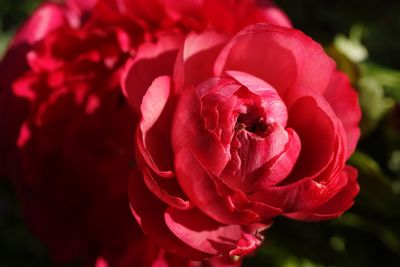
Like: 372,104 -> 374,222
116,0 -> 291,33
0,0 -> 289,266
124,24 -> 361,259
7,4 -> 141,264
0,3 -> 72,181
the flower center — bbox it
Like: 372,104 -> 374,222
235,107 -> 268,137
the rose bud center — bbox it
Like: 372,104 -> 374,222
186,71 -> 298,193
236,107 -> 270,137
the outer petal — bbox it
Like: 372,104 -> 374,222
116,0 -> 165,23
205,256 -> 242,267
140,163 -> 192,210
199,0 -> 291,33
174,147 -> 260,225
257,4 -> 292,28
164,207 -> 243,255
0,3 -> 67,89
165,207 -> 265,257
128,169 -> 210,260
285,96 -> 340,181
174,31 -> 228,93
324,71 -> 361,159
122,33 -> 183,112
214,24 -> 335,96
135,76 -> 191,209
137,76 -> 174,176
284,166 -> 359,221
65,0 -> 97,15
250,167 -> 348,214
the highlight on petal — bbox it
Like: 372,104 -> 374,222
136,76 -> 177,177
174,147 -> 260,225
121,33 -> 183,112
225,70 -> 288,127
128,170 -> 210,260
172,83 -> 232,177
250,167 -> 347,215
257,4 -> 292,28
214,24 -> 335,96
174,31 -> 228,93
257,128 -> 301,188
284,166 -> 359,221
164,207 -> 243,255
324,71 -> 361,159
9,3 -> 68,47
229,232 -> 263,257
286,96 -> 338,181
0,3 -> 68,89
141,165 -> 192,210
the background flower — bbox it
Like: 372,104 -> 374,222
0,0 -> 290,266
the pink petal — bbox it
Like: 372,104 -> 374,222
116,0 -> 165,22
128,170 -> 210,260
214,24 -> 335,96
258,5 -> 292,28
225,71 -> 288,127
122,33 -> 183,112
324,71 -> 361,159
141,165 -> 192,210
162,0 -> 203,12
174,31 -> 228,93
137,76 -> 175,177
285,96 -> 338,181
229,232 -> 263,257
285,166 -> 359,221
172,85 -> 231,177
9,3 -> 68,47
223,123 -> 290,191
0,3 -> 67,89
204,255 -> 243,267
164,207 -> 243,255
251,167 -> 348,214
257,128 -> 301,188
65,0 -> 97,15
174,148 -> 260,225
135,76 -> 191,209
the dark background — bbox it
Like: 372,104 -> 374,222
1,0 -> 400,266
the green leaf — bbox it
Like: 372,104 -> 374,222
334,25 -> 368,63
360,63 -> 400,102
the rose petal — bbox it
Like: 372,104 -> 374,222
128,169 -> 210,260
257,128 -> 301,188
172,84 -> 231,177
141,166 -> 192,210
122,33 -> 183,112
174,31 -> 228,93
251,163 -> 348,213
285,96 -> 337,181
0,3 -> 67,89
165,207 -> 243,255
214,24 -> 335,96
174,148 -> 260,225
284,166 -> 359,221
225,70 -> 288,127
324,71 -> 361,159
137,76 -> 175,177
223,123 -> 290,191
